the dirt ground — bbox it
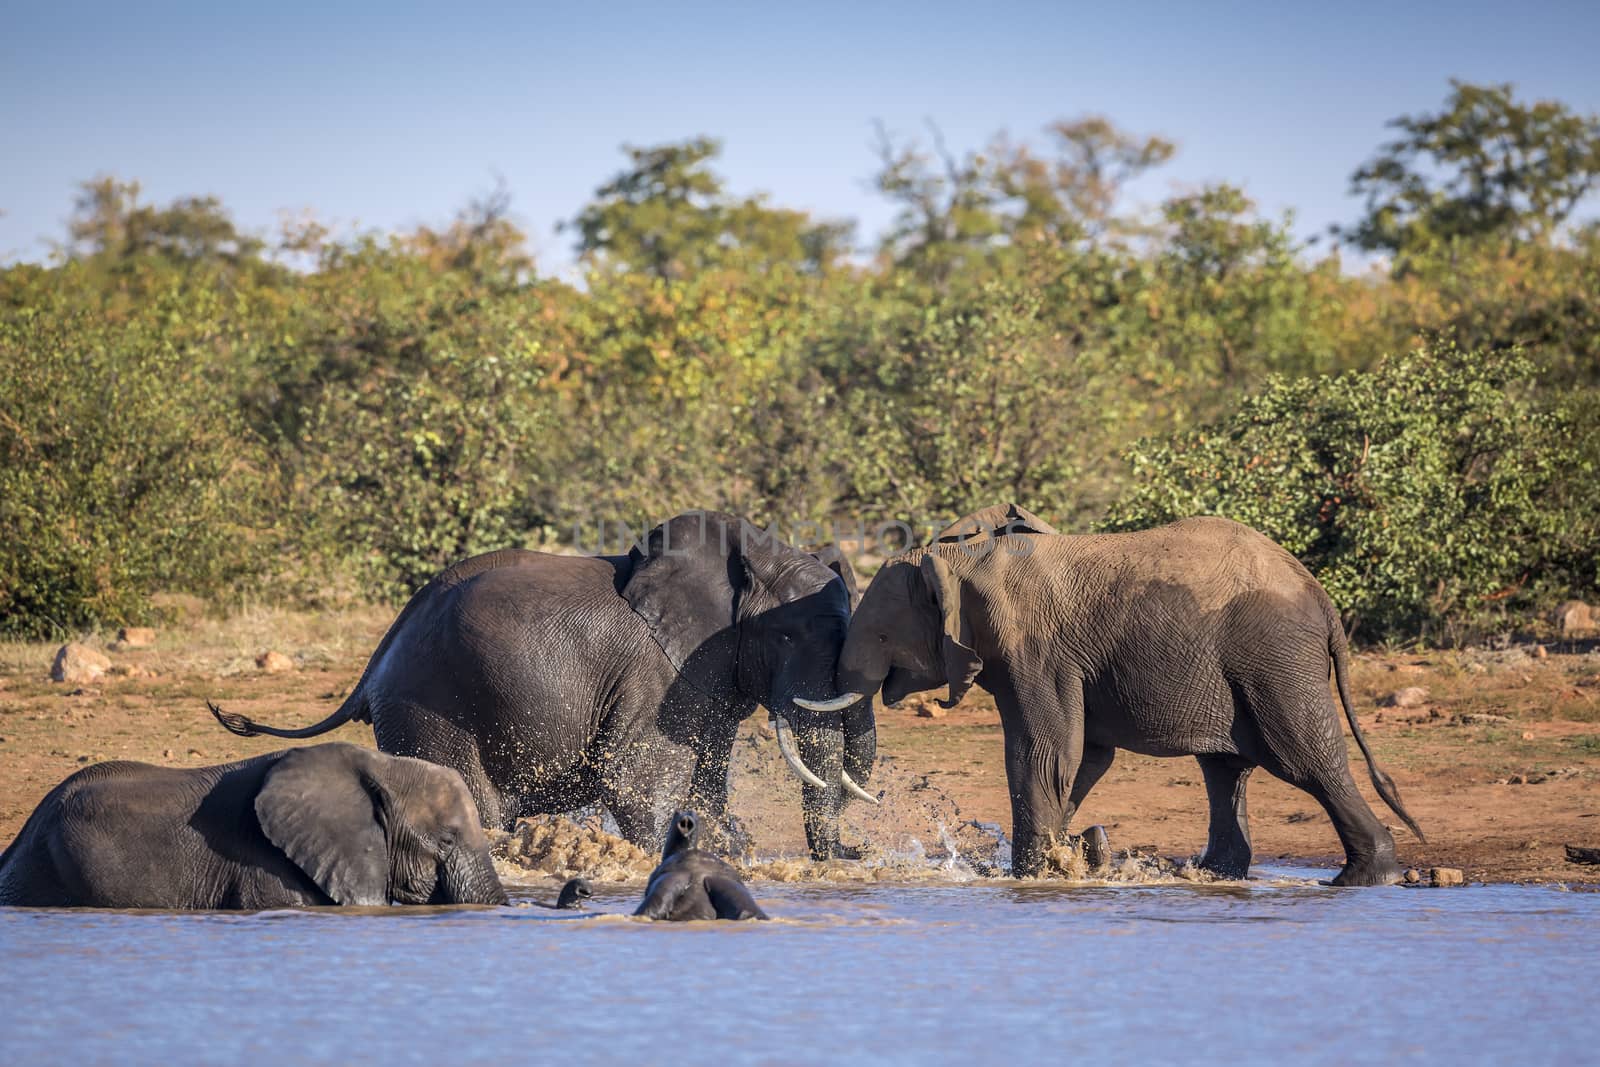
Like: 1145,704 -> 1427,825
3,605 -> 1599,884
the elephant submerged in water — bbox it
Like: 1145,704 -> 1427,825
635,809 -> 767,921
803,504 -> 1424,886
0,743 -> 507,909
211,512 -> 877,860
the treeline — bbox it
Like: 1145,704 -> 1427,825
3,81 -> 1598,642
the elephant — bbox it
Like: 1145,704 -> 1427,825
534,878 -> 593,910
635,809 -> 768,920
0,743 -> 507,909
804,504 -> 1425,886
210,511 -> 877,860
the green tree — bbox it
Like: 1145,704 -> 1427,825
872,116 -> 1173,282
1342,80 -> 1600,258
65,176 -> 267,269
567,138 -> 853,278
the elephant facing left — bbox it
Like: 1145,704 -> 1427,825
0,743 -> 508,909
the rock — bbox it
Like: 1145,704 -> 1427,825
51,643 -> 110,684
1403,868 -> 1422,884
1565,845 -> 1600,866
1379,686 -> 1430,709
255,650 -> 295,673
1429,867 -> 1465,887
115,626 -> 157,648
1467,662 -> 1488,674
1554,600 -> 1595,637
1534,644 -> 1549,661
1522,731 -> 1536,741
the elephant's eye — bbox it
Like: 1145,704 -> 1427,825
877,633 -> 887,644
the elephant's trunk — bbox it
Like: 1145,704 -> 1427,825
843,697 -> 876,792
446,847 -> 508,906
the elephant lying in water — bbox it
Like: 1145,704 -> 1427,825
806,504 -> 1425,886
635,809 -> 767,921
0,743 -> 507,909
210,512 -> 876,860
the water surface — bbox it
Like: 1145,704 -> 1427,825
3,866 -> 1594,1065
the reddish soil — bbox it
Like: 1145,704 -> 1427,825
3,609 -> 1597,883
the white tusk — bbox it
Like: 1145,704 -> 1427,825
841,770 -> 879,805
771,715 -> 829,789
791,692 -> 865,713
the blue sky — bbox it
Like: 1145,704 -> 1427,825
4,1 -> 1598,276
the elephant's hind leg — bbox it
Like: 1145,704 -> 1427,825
1256,722 -> 1400,885
1196,754 -> 1254,878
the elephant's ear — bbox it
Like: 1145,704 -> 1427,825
810,544 -> 859,608
255,745 -> 389,906
933,503 -> 1058,546
919,553 -> 983,708
623,512 -> 743,682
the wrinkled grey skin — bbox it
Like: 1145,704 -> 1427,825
212,512 -> 875,860
0,743 -> 507,909
635,810 -> 767,920
833,504 -> 1424,887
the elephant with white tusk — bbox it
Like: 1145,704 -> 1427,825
209,512 -> 876,861
823,504 -> 1424,886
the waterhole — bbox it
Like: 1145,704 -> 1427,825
3,866 -> 1594,1064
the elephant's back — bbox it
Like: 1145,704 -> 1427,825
363,551 -> 653,781
7,758 -> 269,907
1073,516 -> 1320,610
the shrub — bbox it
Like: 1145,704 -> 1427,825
1104,346 -> 1578,641
0,278 -> 269,636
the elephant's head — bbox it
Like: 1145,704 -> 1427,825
821,550 -> 978,711
255,743 -> 508,907
623,511 -> 877,859
821,505 -> 1051,711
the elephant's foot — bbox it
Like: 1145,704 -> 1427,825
1080,825 -> 1111,871
1197,845 -> 1253,880
1329,856 -> 1404,887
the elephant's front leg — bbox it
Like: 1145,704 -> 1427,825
687,715 -> 739,819
598,738 -> 696,854
1001,687 -> 1085,878
688,716 -> 754,859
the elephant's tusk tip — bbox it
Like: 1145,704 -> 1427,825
841,770 -> 879,805
792,692 -> 865,713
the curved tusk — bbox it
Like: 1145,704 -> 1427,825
841,770 -> 879,805
791,692 -> 866,713
771,715 -> 829,789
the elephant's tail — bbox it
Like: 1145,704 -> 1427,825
208,692 -> 368,739
1328,618 -> 1427,844
209,571 -> 445,739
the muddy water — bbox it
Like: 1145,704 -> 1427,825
3,866 -> 1595,1065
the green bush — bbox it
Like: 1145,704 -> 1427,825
1105,346 -> 1580,641
0,276 -> 269,636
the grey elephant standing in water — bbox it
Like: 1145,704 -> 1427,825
211,512 -> 876,860
635,810 -> 767,920
804,504 -> 1424,886
0,743 -> 507,909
